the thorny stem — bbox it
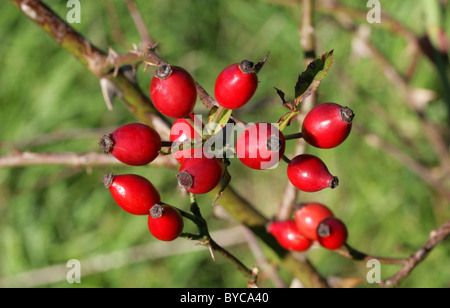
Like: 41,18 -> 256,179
181,193 -> 257,284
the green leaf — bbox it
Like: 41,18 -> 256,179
294,50 -> 334,106
207,106 -> 232,135
277,110 -> 300,131
212,159 -> 232,205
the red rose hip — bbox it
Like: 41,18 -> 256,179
148,204 -> 184,241
150,64 -> 197,118
214,60 -> 258,110
267,220 -> 312,252
177,154 -> 223,194
103,173 -> 161,215
317,217 -> 348,250
99,123 -> 161,166
294,202 -> 334,241
235,122 -> 286,170
287,154 -> 339,192
302,103 -> 354,149
170,115 -> 203,164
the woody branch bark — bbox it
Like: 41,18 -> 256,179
11,0 -> 327,288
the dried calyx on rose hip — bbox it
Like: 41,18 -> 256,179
150,64 -> 197,119
103,173 -> 161,215
235,122 -> 286,170
287,154 -> 339,192
267,220 -> 312,252
99,123 -> 161,166
214,59 -> 258,110
148,203 -> 184,241
301,102 -> 355,149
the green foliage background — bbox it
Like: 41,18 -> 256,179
0,0 -> 449,288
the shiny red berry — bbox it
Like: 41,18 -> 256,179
150,64 -> 197,118
103,173 -> 161,215
214,60 -> 258,109
235,122 -> 286,170
317,217 -> 348,250
287,154 -> 339,192
267,220 -> 312,252
99,123 -> 161,166
302,103 -> 354,149
148,204 -> 184,241
294,202 -> 334,241
170,115 -> 203,164
177,154 -> 223,194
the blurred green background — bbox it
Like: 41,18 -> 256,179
0,0 -> 449,288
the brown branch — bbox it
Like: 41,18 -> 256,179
381,220 -> 450,287
0,151 -> 178,168
335,244 -> 406,266
277,0 -> 317,221
124,0 -> 154,47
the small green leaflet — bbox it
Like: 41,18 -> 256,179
294,50 -> 334,107
207,106 -> 232,135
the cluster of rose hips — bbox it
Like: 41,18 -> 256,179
98,56 -> 354,253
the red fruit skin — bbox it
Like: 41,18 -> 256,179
287,154 -> 338,192
317,217 -> 348,250
150,66 -> 197,118
106,123 -> 161,166
170,116 -> 203,164
214,63 -> 258,109
294,203 -> 334,241
107,174 -> 161,215
235,123 -> 286,170
302,103 -> 353,149
178,155 -> 223,194
148,204 -> 184,241
268,220 -> 312,252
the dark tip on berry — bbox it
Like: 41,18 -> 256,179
238,60 -> 255,74
156,64 -> 173,79
293,203 -> 307,211
150,204 -> 164,219
340,106 -> 355,124
102,173 -> 114,189
317,219 -> 332,237
266,135 -> 282,152
176,171 -> 193,189
330,176 -> 339,189
99,134 -> 114,153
